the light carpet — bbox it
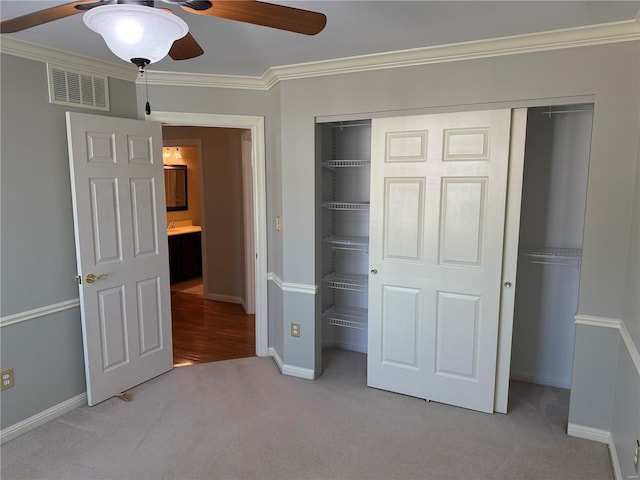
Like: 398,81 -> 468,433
1,349 -> 612,480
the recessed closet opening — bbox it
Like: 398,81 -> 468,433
316,104 -> 594,414
510,104 -> 593,392
319,121 -> 372,361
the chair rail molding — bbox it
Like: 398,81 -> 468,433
574,314 -> 640,376
267,272 -> 318,295
0,298 -> 80,328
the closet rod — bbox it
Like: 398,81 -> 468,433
326,122 -> 371,129
539,108 -> 592,117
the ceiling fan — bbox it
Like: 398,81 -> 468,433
0,0 -> 327,66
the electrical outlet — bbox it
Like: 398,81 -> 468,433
634,439 -> 639,472
291,322 -> 300,337
1,368 -> 15,391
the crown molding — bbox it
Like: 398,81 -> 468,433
142,12 -> 639,89
269,13 -> 640,82
141,69 -> 271,90
2,12 -> 639,89
0,36 -> 137,82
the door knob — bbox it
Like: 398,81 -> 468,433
370,268 -> 378,275
85,273 -> 107,284
504,281 -> 512,288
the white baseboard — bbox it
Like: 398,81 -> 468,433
1,393 -> 87,444
268,347 -> 315,380
608,432 -> 623,480
510,371 -> 571,389
203,293 -> 242,304
269,347 -> 284,371
567,422 -> 611,444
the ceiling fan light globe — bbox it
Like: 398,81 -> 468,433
83,5 -> 188,64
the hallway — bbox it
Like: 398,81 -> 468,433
170,278 -> 255,367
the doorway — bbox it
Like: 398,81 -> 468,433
151,111 -> 269,363
162,127 -> 255,366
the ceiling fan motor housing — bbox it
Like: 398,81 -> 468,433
161,0 -> 212,11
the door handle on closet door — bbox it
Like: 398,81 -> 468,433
370,268 -> 378,275
504,281 -> 512,288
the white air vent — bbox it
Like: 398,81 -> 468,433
47,64 -> 109,111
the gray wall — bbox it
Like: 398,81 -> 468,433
274,43 -> 639,372
613,127 -> 640,479
0,54 -> 138,428
162,126 -> 245,300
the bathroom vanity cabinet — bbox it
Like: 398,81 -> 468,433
168,231 -> 202,284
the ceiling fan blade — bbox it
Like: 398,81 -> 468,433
170,32 -> 205,60
0,1 -> 102,34
181,0 -> 326,36
157,8 -> 205,60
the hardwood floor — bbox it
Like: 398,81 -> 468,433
170,289 -> 255,367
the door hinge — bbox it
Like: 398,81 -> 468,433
75,275 -> 82,285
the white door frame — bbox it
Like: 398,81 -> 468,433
148,111 -> 268,357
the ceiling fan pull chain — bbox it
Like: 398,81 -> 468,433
142,66 -> 151,115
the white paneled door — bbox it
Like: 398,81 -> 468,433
66,112 -> 173,406
367,110 -> 512,413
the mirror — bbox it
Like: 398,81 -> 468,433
164,165 -> 188,211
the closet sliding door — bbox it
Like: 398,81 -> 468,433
367,110 -> 513,413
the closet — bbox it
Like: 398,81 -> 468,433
510,104 -> 593,389
316,105 -> 593,407
318,120 -> 372,355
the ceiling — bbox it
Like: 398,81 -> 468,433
1,1 -> 639,77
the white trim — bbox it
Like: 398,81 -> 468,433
0,298 -> 80,328
0,37 -> 135,82
567,423 -> 611,444
568,424 -> 623,480
149,111 -> 269,357
609,432 -> 623,480
281,363 -> 315,380
1,393 -> 87,444
203,293 -> 243,304
4,15 -> 638,91
575,314 -> 640,376
607,429 -> 621,480
142,70 -> 271,91
271,16 -> 640,81
510,371 -> 571,389
268,347 -> 315,380
267,272 -> 283,289
282,282 -> 318,295
140,15 -> 640,89
267,272 -> 318,295
269,347 -> 284,372
574,314 -> 621,329
618,320 -> 640,376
